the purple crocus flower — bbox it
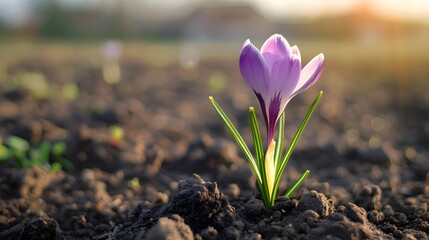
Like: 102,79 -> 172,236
239,34 -> 324,143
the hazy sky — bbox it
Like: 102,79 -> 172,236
230,0 -> 429,23
1,0 -> 429,26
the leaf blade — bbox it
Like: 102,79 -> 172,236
275,91 -> 323,182
249,107 -> 271,207
249,107 -> 264,170
284,170 -> 310,198
274,113 -> 285,171
270,112 -> 285,206
209,96 -> 262,183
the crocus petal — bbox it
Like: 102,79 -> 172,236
273,56 -> 301,101
255,92 -> 268,131
261,34 -> 292,64
259,35 -> 302,143
264,140 -> 276,196
261,35 -> 294,88
267,94 -> 282,142
292,53 -> 324,97
239,40 -> 270,97
267,55 -> 301,140
291,45 -> 301,60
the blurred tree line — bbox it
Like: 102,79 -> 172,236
0,0 -> 169,40
0,0 -> 427,41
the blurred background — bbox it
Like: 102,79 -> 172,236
1,0 -> 429,83
0,0 -> 428,165
1,0 -> 428,89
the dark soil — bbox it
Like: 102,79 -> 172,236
1,47 -> 429,240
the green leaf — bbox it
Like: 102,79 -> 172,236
32,141 -> 51,165
209,96 -> 262,184
271,91 -> 323,201
50,162 -> 62,173
110,125 -> 124,141
0,144 -> 11,162
274,113 -> 285,171
128,177 -> 140,190
249,107 -> 270,207
58,158 -> 74,171
249,107 -> 264,171
62,82 -> 79,100
52,142 -> 66,156
270,112 -> 285,206
275,91 -> 323,184
13,152 -> 27,168
6,136 -> 29,153
284,170 -> 310,198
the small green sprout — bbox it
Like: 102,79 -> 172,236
128,177 -> 140,191
109,125 -> 124,147
0,136 -> 73,172
51,142 -> 74,171
0,140 -> 11,162
210,34 -> 325,208
12,71 -> 52,99
62,82 -> 79,100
